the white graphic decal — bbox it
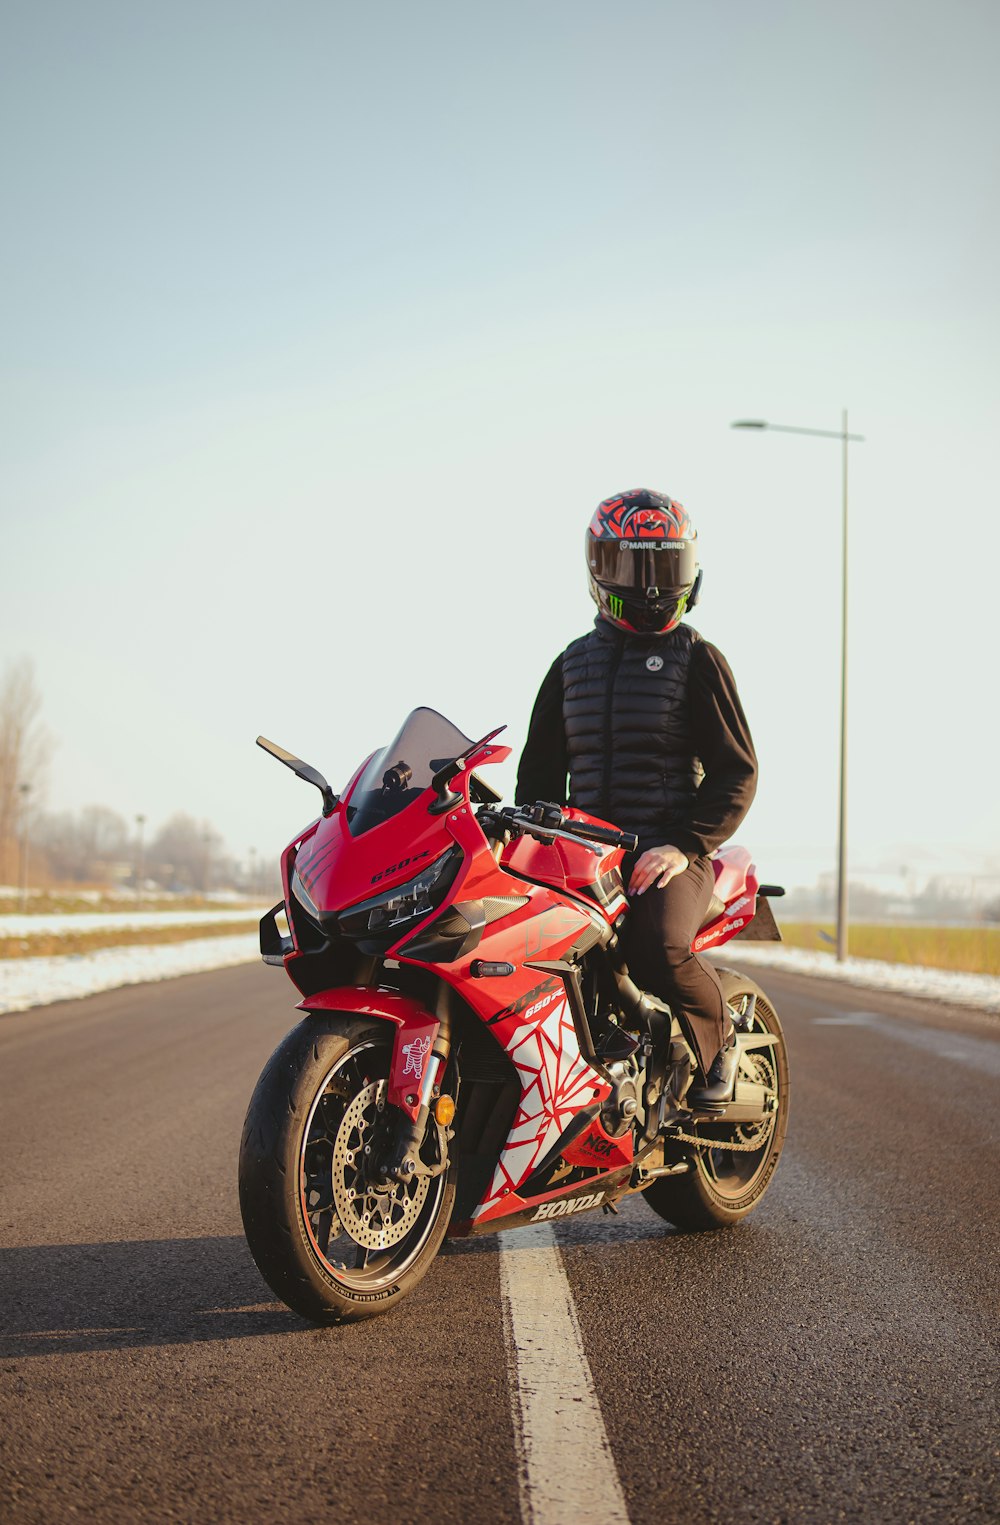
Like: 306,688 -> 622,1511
473,998 -> 602,1217
646,654 -> 664,672
400,1035 -> 432,1079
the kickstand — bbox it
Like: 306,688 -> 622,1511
602,1200 -> 620,1216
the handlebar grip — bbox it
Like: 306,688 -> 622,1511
571,821 -> 638,853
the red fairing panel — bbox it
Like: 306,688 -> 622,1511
692,845 -> 760,953
297,988 -> 439,1121
280,819 -> 320,944
293,795 -> 452,917
712,844 -> 753,903
502,807 -> 629,923
561,1114 -> 633,1172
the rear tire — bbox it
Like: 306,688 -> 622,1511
644,969 -> 789,1231
238,1014 -> 455,1323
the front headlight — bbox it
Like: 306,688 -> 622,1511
338,848 -> 462,953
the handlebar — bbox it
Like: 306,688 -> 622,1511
571,819 -> 639,852
483,802 -> 638,854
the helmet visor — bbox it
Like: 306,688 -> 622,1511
587,535 -> 698,596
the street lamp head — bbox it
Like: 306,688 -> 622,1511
731,420 -> 768,430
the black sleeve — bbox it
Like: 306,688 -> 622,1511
516,656 -> 568,807
668,641 -> 758,860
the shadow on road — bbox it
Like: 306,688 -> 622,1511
2,1203 -> 679,1356
0,1235 -> 304,1357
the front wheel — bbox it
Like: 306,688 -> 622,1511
644,969 -> 789,1231
238,1015 -> 455,1323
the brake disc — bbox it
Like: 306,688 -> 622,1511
331,1080 -> 429,1251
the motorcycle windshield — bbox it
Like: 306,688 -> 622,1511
344,707 -> 475,837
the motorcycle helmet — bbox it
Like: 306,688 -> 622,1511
585,488 -> 702,635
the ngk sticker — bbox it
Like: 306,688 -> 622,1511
530,1191 -> 605,1221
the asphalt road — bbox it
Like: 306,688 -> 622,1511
1,960 -> 997,1523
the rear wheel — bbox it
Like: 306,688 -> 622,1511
644,970 -> 789,1231
238,1015 -> 455,1323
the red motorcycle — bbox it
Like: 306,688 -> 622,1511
239,708 -> 789,1323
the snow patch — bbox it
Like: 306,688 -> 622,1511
4,928 -> 998,1021
0,934 -> 259,1015
715,943 -> 1000,1015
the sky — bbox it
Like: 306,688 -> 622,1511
2,0 -> 999,894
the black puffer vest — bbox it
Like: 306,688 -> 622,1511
561,618 -> 704,847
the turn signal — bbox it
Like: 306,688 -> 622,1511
434,1095 -> 456,1127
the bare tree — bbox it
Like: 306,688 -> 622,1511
148,814 -> 222,892
0,658 -> 51,884
35,805 -> 130,883
77,805 -> 129,874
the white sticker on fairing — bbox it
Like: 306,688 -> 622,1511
530,1191 -> 605,1221
400,1035 -> 431,1079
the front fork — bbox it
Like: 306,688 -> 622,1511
380,1031 -> 454,1183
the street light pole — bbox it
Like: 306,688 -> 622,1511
135,814 -> 146,904
837,410 -> 849,964
731,413 -> 865,962
19,783 -> 31,913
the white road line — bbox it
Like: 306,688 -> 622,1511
499,1222 -> 630,1525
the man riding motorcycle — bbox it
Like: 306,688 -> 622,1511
516,488 -> 758,1106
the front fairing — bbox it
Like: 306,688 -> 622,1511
292,790 -> 455,921
285,709 -> 511,932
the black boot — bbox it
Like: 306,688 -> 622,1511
688,1023 -> 739,1108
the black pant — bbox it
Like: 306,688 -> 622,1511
620,854 -> 728,1075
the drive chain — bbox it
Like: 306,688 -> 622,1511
664,1049 -> 778,1152
664,1120 -> 775,1153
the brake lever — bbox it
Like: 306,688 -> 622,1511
507,811 -> 602,854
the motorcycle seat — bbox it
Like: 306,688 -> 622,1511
698,893 -> 726,931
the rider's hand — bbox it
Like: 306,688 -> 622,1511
628,844 -> 689,896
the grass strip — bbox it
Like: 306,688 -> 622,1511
0,921 -> 259,960
3,895 -> 267,916
779,922 -> 1000,977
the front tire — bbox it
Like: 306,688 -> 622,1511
238,1015 -> 455,1323
644,969 -> 789,1232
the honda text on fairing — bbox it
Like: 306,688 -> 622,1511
239,708 -> 789,1323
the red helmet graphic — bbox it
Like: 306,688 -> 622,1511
585,488 -> 702,634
